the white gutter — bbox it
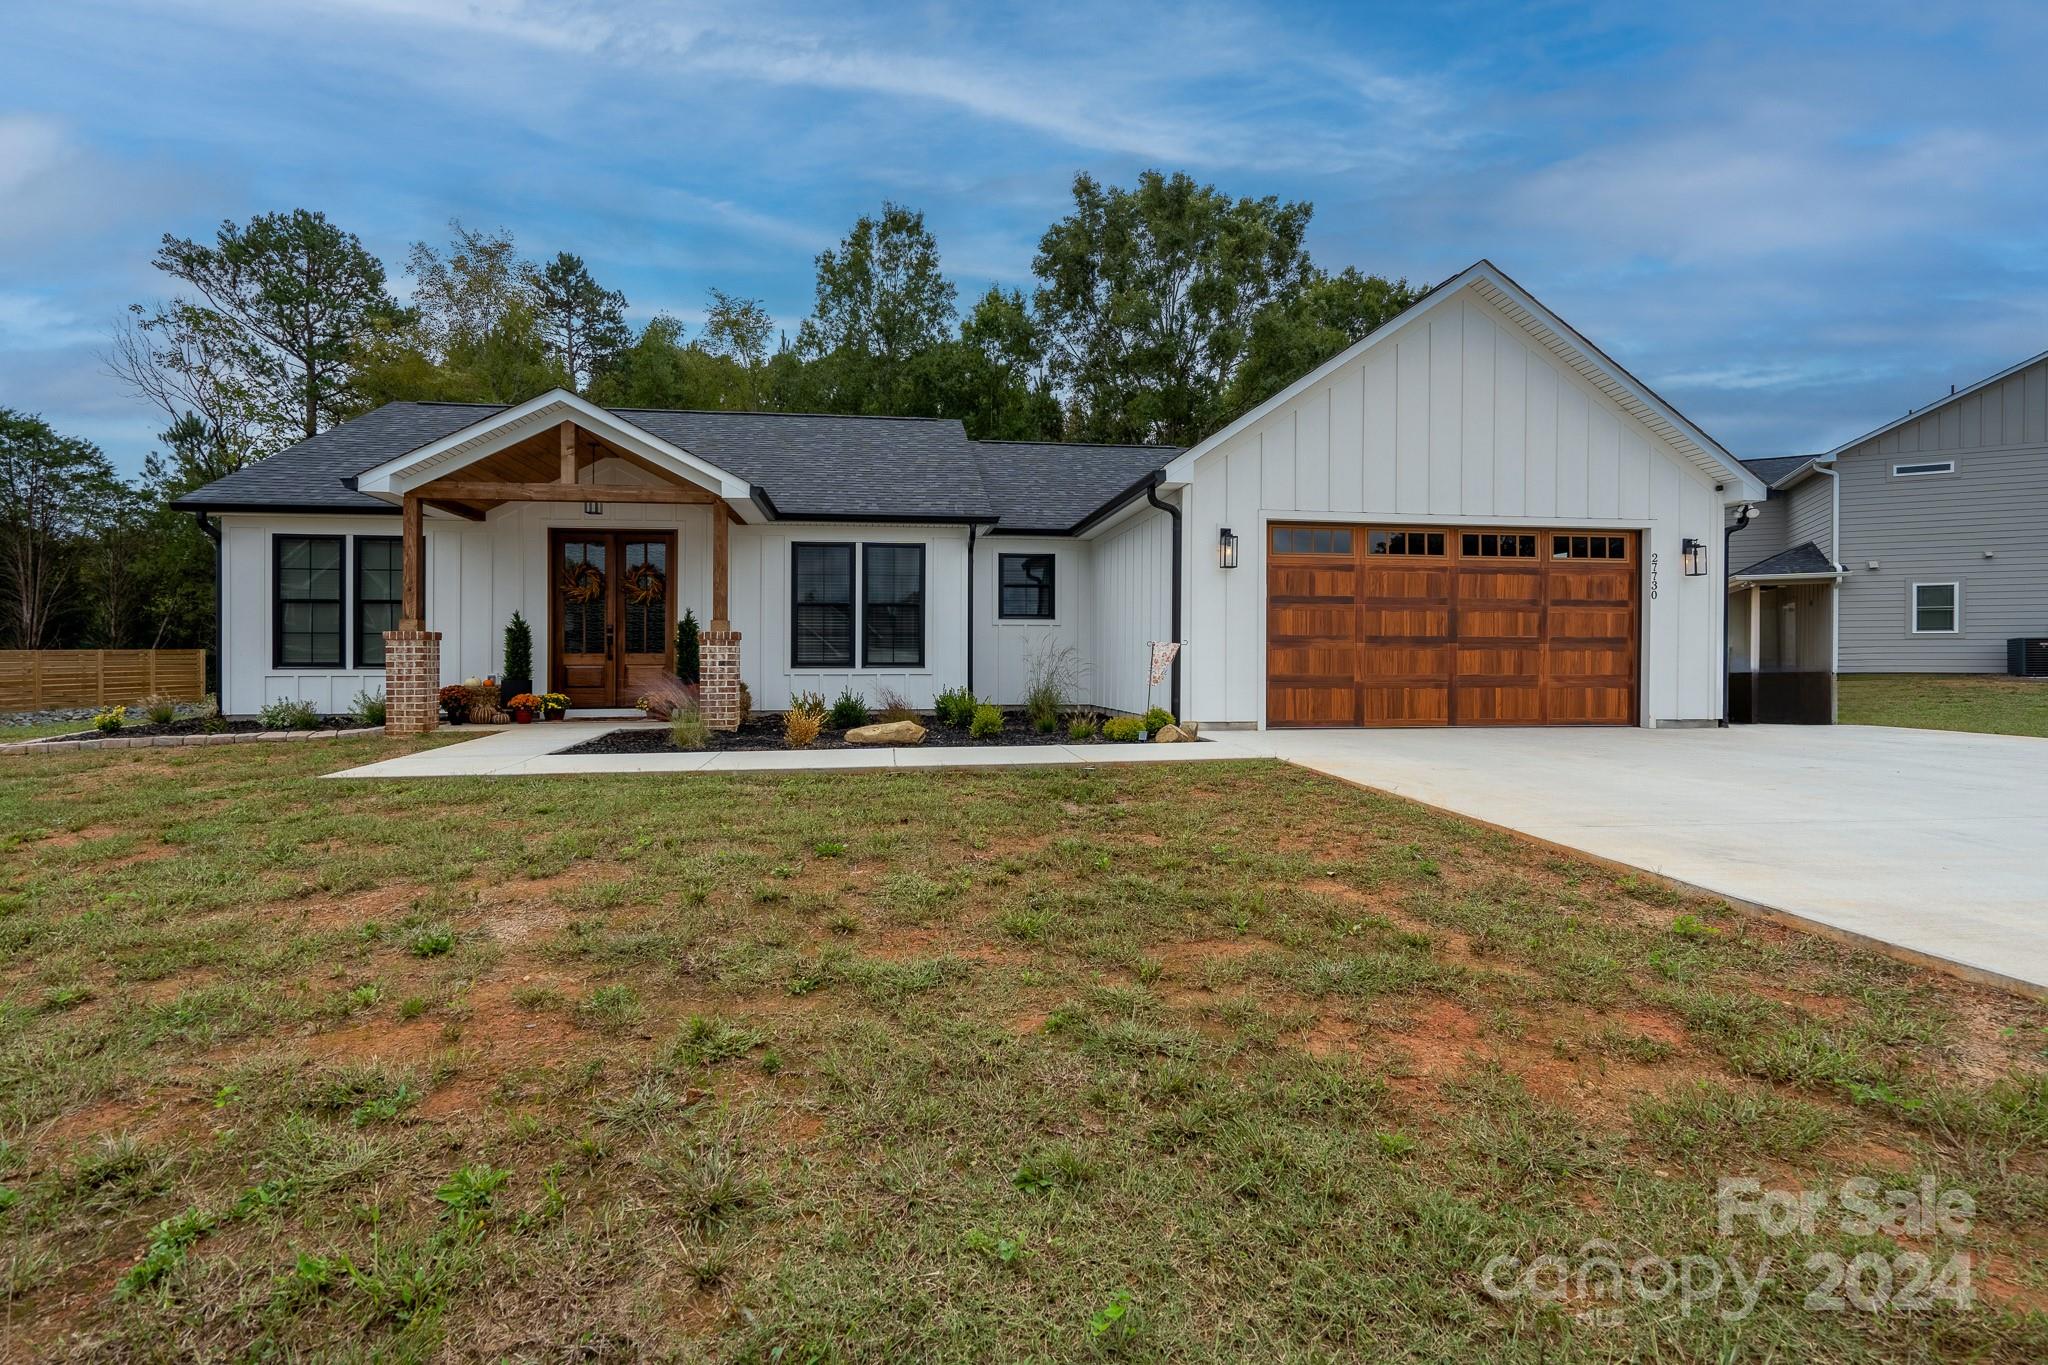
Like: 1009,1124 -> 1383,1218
1811,463 -> 1842,721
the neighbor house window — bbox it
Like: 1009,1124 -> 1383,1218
354,536 -> 402,668
998,553 -> 1056,619
273,535 -> 344,668
792,543 -> 855,667
1911,582 -> 1959,634
1893,461 -> 1956,478
862,544 -> 926,667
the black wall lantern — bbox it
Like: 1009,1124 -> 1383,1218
1681,537 -> 1707,576
1218,527 -> 1239,569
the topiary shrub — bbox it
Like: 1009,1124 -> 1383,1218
933,686 -> 977,728
1101,715 -> 1145,743
676,609 -> 701,684
969,704 -> 1004,738
828,687 -> 869,729
502,611 -> 534,693
1142,706 -> 1175,736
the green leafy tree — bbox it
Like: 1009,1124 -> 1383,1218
405,219 -> 529,357
527,252 -> 632,392
143,209 -> 396,442
594,315 -> 760,412
1223,267 -> 1425,418
1032,170 -> 1316,444
794,203 -> 957,414
0,411 -> 129,648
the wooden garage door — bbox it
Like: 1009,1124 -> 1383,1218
1266,524 -> 1638,727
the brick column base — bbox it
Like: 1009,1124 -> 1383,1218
701,629 -> 741,731
383,630 -> 442,736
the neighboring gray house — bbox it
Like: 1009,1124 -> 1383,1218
1727,348 -> 2048,721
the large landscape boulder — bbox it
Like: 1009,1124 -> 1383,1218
1152,724 -> 1194,743
846,720 -> 927,746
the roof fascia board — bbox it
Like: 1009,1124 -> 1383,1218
353,390 -> 751,500
1729,571 -> 1846,586
1825,348 -> 2048,458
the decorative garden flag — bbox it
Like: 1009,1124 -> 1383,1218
1147,641 -> 1181,686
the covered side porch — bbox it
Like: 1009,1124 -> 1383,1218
359,392 -> 755,735
1726,547 -> 1844,724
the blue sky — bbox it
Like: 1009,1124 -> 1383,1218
4,0 -> 2045,476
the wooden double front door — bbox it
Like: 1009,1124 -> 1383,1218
1267,523 -> 1639,728
549,529 -> 677,708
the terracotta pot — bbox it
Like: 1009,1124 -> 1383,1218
510,707 -> 536,724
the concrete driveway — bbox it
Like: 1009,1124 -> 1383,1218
1238,725 -> 2047,992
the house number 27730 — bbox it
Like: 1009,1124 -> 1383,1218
1648,551 -> 1660,600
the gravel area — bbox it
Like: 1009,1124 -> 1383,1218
555,711 -> 1151,755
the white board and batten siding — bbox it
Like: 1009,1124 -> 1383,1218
970,536 -> 1092,707
1085,501 -> 1177,716
726,523 -> 970,713
1181,285 -> 1730,727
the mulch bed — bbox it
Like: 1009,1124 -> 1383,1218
555,711 -> 1144,755
39,715 -> 360,743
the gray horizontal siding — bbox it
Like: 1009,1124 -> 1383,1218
1837,356 -> 2048,672
1785,478 -> 1834,560
1728,488 -> 1790,565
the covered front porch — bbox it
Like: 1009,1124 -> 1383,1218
1727,567 -> 1843,724
361,392 -> 752,734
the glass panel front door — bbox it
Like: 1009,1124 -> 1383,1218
550,530 -> 677,708
555,536 -> 611,706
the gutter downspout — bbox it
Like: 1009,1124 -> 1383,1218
1721,504 -> 1754,727
1143,473 -> 1182,721
192,511 -> 222,701
965,523 -> 977,698
1812,464 -> 1842,722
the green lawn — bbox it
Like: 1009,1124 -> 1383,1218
0,739 -> 2043,1359
1839,673 -> 2048,738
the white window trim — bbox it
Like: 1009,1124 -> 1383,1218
1909,581 -> 1961,635
1892,460 -> 1956,478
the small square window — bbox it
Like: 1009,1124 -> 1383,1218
998,553 -> 1055,620
1912,582 -> 1958,634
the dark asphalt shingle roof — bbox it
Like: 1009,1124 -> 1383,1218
972,440 -> 1179,533
1734,541 -> 1837,578
174,401 -> 1175,531
1740,454 -> 1820,487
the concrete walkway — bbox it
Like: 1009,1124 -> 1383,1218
326,721 -> 1265,778
1236,725 -> 2048,993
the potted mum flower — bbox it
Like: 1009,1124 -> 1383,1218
439,684 -> 471,725
505,692 -> 542,724
541,692 -> 570,720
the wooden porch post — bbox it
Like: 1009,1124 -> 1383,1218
711,506 -> 729,630
401,493 -> 424,629
559,420 -> 577,484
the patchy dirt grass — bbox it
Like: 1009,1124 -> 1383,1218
0,735 -> 2042,1360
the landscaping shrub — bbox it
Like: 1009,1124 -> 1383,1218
1101,715 -> 1145,742
1068,716 -> 1097,742
875,685 -> 917,724
790,690 -> 828,721
737,682 -> 752,725
784,709 -> 822,748
934,686 -> 977,728
828,688 -> 869,729
1023,639 -> 1083,732
670,701 -> 709,750
969,704 -> 1004,738
92,706 -> 126,733
1142,706 -> 1175,736
259,697 -> 320,730
502,611 -> 534,686
350,689 -> 387,727
140,694 -> 178,726
676,609 -> 701,684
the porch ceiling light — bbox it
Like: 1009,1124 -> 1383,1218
584,500 -> 603,516
1681,537 -> 1707,576
1218,527 -> 1239,569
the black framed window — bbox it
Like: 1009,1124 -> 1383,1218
792,543 -> 855,667
274,535 -> 344,668
354,536 -> 402,668
998,553 -> 1056,619
862,544 -> 925,667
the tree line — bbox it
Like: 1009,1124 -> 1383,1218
1,169 -> 1422,653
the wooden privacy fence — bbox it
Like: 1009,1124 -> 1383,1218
0,650 -> 208,711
